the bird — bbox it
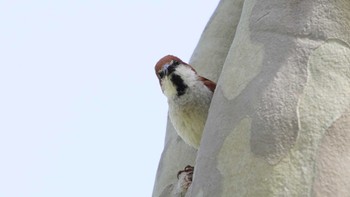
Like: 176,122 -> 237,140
155,55 -> 216,149
154,55 -> 216,195
155,55 -> 216,194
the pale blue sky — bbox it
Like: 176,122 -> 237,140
0,1 -> 219,196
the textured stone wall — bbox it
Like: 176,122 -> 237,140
153,0 -> 350,196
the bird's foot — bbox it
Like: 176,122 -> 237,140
176,165 -> 194,195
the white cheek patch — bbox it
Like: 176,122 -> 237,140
160,65 -> 198,98
162,76 -> 178,98
174,66 -> 197,87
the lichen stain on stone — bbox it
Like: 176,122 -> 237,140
295,38 -> 350,195
217,117 -> 272,196
298,39 -> 350,141
220,41 -> 263,101
250,66 -> 302,164
219,3 -> 264,101
312,107 -> 350,196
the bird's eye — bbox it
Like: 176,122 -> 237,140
158,70 -> 165,78
172,60 -> 179,66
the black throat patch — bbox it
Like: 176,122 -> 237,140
170,74 -> 188,96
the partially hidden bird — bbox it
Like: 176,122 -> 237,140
155,55 -> 216,193
155,55 -> 216,149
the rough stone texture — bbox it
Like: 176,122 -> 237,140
153,0 -> 350,196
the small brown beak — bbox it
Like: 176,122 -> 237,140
159,64 -> 170,78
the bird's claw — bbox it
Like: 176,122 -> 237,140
176,165 -> 194,194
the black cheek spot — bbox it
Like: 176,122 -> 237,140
171,74 -> 188,96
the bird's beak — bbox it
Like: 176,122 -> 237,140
159,63 -> 170,78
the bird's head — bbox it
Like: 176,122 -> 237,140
155,55 -> 197,97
